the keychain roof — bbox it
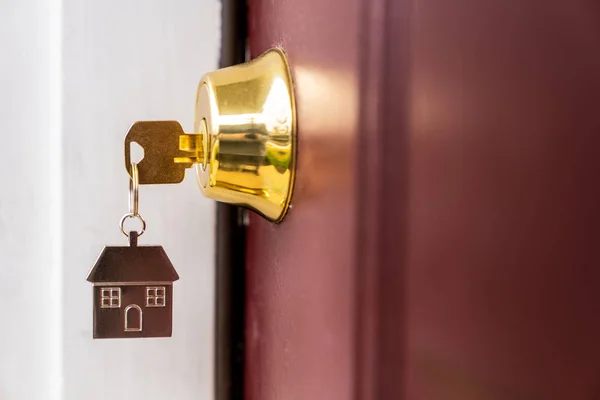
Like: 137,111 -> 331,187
86,233 -> 179,283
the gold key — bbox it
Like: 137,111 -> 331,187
124,120 -> 203,184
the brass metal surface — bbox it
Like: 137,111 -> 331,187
125,120 -> 197,184
193,48 -> 296,222
125,48 -> 296,222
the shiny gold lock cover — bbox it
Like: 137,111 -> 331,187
192,49 -> 296,222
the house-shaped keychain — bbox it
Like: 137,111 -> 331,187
87,232 -> 179,339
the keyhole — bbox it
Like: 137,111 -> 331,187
130,141 -> 145,163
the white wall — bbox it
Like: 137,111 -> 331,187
0,1 -> 220,399
0,1 -> 62,398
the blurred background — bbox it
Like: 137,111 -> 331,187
0,0 -> 220,399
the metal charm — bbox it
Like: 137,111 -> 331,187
87,163 -> 179,339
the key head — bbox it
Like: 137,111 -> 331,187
124,121 -> 192,184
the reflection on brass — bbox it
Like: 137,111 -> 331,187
192,48 -> 297,222
125,48 -> 297,222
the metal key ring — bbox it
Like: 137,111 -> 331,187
120,162 -> 145,237
129,162 -> 139,215
120,212 -> 146,237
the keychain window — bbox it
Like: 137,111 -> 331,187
146,286 -> 166,307
100,287 -> 121,308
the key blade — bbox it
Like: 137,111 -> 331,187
124,121 -> 192,184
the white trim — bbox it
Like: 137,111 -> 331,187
48,0 -> 63,398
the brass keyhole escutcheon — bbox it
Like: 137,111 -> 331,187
124,48 -> 297,223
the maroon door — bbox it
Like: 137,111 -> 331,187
246,0 -> 365,398
244,0 -> 600,399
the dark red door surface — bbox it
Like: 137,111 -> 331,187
244,1 -> 600,399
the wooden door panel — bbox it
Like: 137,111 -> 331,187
243,0 -> 600,399
406,1 -> 600,398
245,0 -> 361,399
